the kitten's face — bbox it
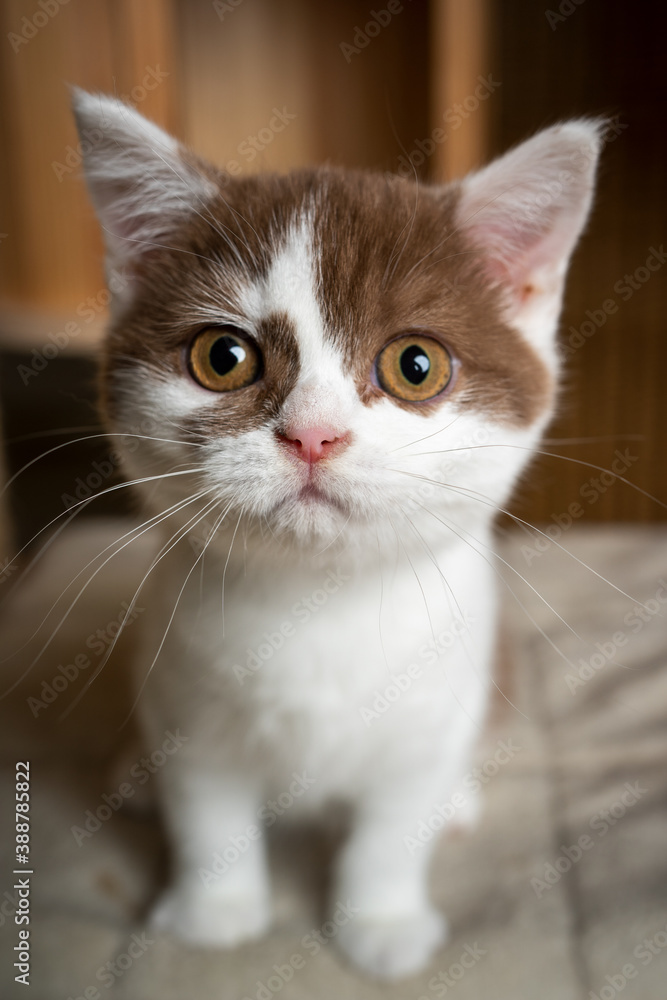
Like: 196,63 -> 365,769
73,94 -> 600,549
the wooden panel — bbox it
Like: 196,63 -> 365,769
176,0 -> 317,172
0,0 -> 177,340
176,0 -> 429,175
429,0 -> 495,180
0,0 -> 428,345
0,0 -> 112,311
0,0 -> 663,523
495,0 -> 667,523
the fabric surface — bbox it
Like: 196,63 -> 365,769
0,521 -> 665,999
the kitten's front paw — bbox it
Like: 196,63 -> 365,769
336,906 -> 447,980
150,885 -> 271,948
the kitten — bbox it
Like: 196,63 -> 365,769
72,90 -> 600,980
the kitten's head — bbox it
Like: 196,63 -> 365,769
73,91 -> 601,552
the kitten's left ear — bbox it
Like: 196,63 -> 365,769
72,88 -> 216,300
455,120 -> 603,345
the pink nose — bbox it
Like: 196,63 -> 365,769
276,426 -> 349,464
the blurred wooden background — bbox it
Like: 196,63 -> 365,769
0,0 -> 665,529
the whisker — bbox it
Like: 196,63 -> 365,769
389,412 -> 463,454
381,98 -> 421,291
392,507 -> 492,728
314,511 -> 354,557
539,434 -> 645,446
395,179 -> 530,291
384,179 -> 420,288
416,499 -> 647,725
388,512 -> 437,647
1,466 -> 207,596
0,433 -> 206,501
374,527 -> 391,675
401,443 -> 666,512
399,247 -> 482,289
116,499 -> 233,731
59,494 -> 228,722
0,487 -> 215,696
4,424 -> 103,444
413,498 -> 607,689
409,500 -> 535,718
391,467 -> 655,612
221,509 -> 244,637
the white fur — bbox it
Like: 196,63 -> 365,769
72,89 -> 217,307
118,220 -> 539,977
74,96 -> 601,980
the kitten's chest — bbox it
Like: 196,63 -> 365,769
141,534 -> 496,786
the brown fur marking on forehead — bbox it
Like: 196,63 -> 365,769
309,170 -> 553,425
99,168 -> 315,429
100,163 -> 552,431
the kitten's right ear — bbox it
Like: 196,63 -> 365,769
454,119 -> 603,351
72,88 -> 216,300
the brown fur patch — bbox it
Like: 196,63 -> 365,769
310,169 -> 553,424
100,166 -> 553,433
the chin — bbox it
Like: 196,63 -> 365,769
269,491 -> 353,547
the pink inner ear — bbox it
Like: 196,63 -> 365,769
466,210 -> 579,307
454,121 -> 601,314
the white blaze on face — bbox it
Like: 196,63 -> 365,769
242,215 -> 359,435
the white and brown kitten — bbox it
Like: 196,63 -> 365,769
72,90 -> 600,980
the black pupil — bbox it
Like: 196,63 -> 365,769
400,345 -> 431,385
209,335 -> 246,376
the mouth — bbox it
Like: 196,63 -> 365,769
298,482 -> 332,503
270,474 -> 348,519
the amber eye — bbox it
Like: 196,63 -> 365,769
375,334 -> 452,402
188,326 -> 262,392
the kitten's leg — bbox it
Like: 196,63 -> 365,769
150,767 -> 271,947
334,784 -> 450,979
